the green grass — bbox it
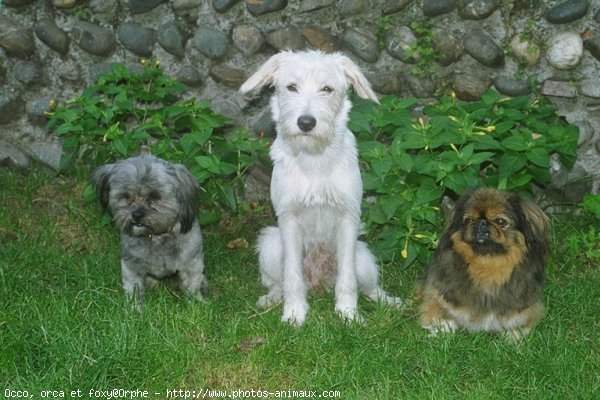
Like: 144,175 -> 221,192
1,169 -> 599,399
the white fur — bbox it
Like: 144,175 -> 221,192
240,50 -> 402,325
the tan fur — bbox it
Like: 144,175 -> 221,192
451,231 -> 527,287
418,285 -> 451,328
419,284 -> 544,339
417,188 -> 549,340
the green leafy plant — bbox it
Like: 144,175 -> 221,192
350,90 -> 579,266
406,20 -> 437,79
582,194 -> 600,221
375,15 -> 393,49
46,62 -> 268,222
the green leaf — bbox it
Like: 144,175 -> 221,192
358,141 -> 385,160
218,162 -> 238,175
526,147 -> 549,168
414,180 -> 443,207
115,91 -> 132,111
402,132 -> 427,149
494,120 -> 515,134
379,196 -> 404,220
371,154 -> 393,181
444,169 -> 479,195
503,108 -> 526,121
55,123 -> 72,136
194,155 -> 215,170
506,172 -> 532,190
468,151 -> 495,166
365,202 -> 388,225
192,129 -> 213,146
582,194 -> 600,220
471,135 -> 501,150
412,153 -> 438,177
497,152 -> 526,183
348,111 -> 372,135
62,135 -> 79,151
501,136 -> 528,151
113,138 -> 129,156
362,171 -> 382,191
394,151 -> 413,172
481,89 -> 501,105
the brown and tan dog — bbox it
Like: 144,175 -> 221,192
417,188 -> 550,340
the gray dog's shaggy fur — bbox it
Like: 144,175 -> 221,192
92,155 -> 208,310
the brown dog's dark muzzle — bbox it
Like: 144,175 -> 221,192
474,219 -> 490,244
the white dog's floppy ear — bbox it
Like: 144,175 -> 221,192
172,163 -> 201,233
91,164 -> 114,211
239,52 -> 287,94
336,55 -> 379,104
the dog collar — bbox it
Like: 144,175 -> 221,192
146,226 -> 174,239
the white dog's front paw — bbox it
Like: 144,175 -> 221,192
335,305 -> 364,324
383,295 -> 404,309
257,294 -> 282,308
281,301 -> 309,326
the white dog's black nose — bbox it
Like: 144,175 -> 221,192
297,115 -> 316,132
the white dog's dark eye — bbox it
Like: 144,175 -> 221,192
321,85 -> 334,93
286,83 -> 298,92
494,217 -> 508,227
120,193 -> 131,201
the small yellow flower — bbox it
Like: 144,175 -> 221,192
49,99 -> 56,109
448,115 -> 459,123
401,239 -> 409,259
414,234 -> 427,239
418,117 -> 425,128
154,59 -> 160,67
140,58 -> 147,65
485,125 -> 496,132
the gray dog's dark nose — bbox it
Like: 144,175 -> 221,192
132,208 -> 145,221
297,115 -> 316,132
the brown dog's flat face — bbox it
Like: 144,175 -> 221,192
418,187 -> 550,339
452,189 -> 528,287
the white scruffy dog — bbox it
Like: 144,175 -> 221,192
240,50 -> 402,326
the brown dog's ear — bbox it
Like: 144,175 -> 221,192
91,164 -> 114,211
520,197 -> 550,239
517,195 -> 550,263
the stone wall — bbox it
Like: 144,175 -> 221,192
0,0 -> 599,194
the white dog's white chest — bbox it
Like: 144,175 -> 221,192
271,154 -> 361,216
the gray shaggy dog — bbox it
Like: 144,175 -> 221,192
92,155 -> 208,311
